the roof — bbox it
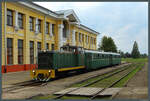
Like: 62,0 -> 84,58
18,2 -> 100,35
84,50 -> 120,55
55,9 -> 80,23
80,24 -> 100,35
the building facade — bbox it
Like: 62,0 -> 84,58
1,2 -> 100,73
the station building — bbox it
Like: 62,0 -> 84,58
1,2 -> 100,73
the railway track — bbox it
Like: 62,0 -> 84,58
53,63 -> 137,99
3,63 -> 129,94
3,80 -> 48,93
89,65 -> 136,100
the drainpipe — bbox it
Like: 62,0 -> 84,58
4,2 -> 7,73
44,15 -> 47,49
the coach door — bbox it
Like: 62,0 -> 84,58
109,54 -> 112,66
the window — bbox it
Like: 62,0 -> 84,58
7,38 -> 13,64
51,44 -> 55,50
86,36 -> 88,44
7,9 -> 13,26
63,21 -> 67,38
52,24 -> 55,35
30,41 -> 34,64
79,33 -> 81,42
46,22 -> 49,34
46,43 -> 49,50
37,42 -> 41,52
75,32 -> 78,41
91,37 -> 93,44
29,17 -> 34,31
18,39 -> 23,64
37,19 -> 41,33
82,34 -> 84,42
18,13 -> 23,29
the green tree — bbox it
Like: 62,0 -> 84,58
98,36 -> 117,52
131,41 -> 140,58
118,50 -> 125,58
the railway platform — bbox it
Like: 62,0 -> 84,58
2,71 -> 31,88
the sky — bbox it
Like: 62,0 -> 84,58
35,2 -> 148,54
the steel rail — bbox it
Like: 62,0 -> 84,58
90,66 -> 136,100
53,64 -> 133,99
3,81 -> 43,92
73,63 -> 131,85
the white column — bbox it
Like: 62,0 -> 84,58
58,24 -> 64,49
49,23 -> 53,36
72,30 -> 76,46
15,11 -> 18,28
35,18 -> 38,33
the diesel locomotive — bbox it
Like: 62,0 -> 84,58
30,45 -> 121,81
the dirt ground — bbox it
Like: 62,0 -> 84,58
114,63 -> 148,99
2,63 -> 128,99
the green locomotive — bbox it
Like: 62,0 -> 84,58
30,45 -> 121,81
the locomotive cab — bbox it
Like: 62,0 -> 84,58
30,51 -> 55,81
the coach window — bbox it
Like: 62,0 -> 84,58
29,16 -> 34,31
7,9 -> 13,26
30,41 -> 34,64
7,38 -> 13,64
46,22 -> 49,34
18,39 -> 23,64
37,42 -> 41,52
18,13 -> 24,29
37,19 -> 41,33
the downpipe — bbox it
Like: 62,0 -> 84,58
4,2 -> 7,73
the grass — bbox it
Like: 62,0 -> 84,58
71,63 -> 134,87
113,63 -> 144,87
122,58 -> 148,63
89,66 -> 135,87
33,94 -> 111,100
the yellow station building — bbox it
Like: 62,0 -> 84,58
1,2 -> 100,73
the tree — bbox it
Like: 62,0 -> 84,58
118,50 -> 125,58
131,41 -> 140,58
125,52 -> 131,58
140,53 -> 147,58
98,36 -> 117,52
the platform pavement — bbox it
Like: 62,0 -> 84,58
2,70 -> 32,88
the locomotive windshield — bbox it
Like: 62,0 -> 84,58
60,44 -> 84,54
38,52 -> 53,69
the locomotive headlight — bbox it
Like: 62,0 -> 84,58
33,70 -> 35,72
48,70 -> 51,73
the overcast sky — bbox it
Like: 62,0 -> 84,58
35,2 -> 148,54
